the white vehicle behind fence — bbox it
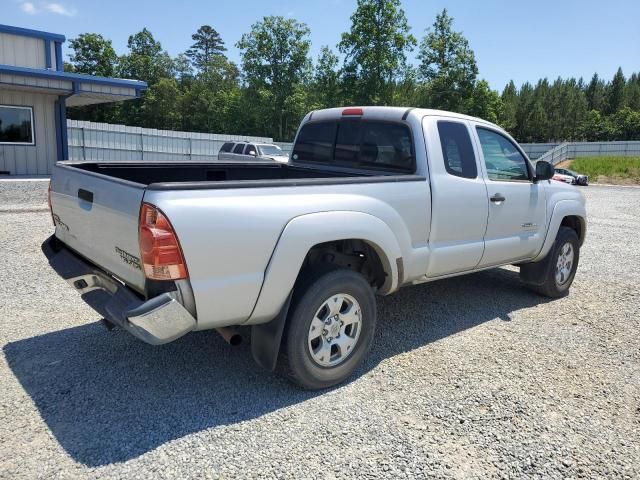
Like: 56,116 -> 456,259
218,142 -> 289,163
44,106 -> 587,389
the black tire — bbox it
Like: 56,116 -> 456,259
279,268 -> 376,390
527,226 -> 580,298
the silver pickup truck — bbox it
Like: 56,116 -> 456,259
44,107 -> 586,389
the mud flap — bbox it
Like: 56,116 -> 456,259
251,292 -> 293,371
519,251 -> 554,286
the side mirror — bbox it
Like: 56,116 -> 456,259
248,150 -> 257,156
535,160 -> 554,182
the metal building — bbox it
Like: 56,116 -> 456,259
0,24 -> 146,176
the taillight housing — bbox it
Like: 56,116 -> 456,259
138,203 -> 188,280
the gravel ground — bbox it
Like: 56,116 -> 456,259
0,183 -> 638,479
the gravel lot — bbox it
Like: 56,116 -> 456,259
0,182 -> 638,479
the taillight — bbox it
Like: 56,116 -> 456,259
138,203 -> 188,280
47,180 -> 55,226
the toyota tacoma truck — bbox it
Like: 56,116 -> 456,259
44,107 -> 587,389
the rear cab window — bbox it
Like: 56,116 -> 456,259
232,143 -> 246,154
292,119 -> 415,173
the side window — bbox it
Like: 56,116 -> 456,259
244,144 -> 257,155
292,121 -> 337,163
437,121 -> 477,179
476,128 -> 530,181
232,143 -> 245,154
219,142 -> 234,153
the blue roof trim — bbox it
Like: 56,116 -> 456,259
44,39 -> 52,69
0,24 -> 66,42
0,64 -> 148,90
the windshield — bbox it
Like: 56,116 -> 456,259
259,145 -> 284,156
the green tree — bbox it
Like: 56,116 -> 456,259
585,73 -> 607,112
67,33 -> 117,77
142,77 -> 183,129
417,9 -> 478,111
607,67 -> 627,114
610,107 -> 640,140
173,53 -> 194,87
186,25 -> 227,73
236,16 -> 311,140
338,0 -> 415,105
579,110 -> 614,140
118,28 -> 174,86
465,79 -> 502,123
499,80 -> 518,132
626,73 -> 640,111
310,46 -> 341,109
181,54 -> 243,134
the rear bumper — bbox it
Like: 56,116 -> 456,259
42,236 -> 196,345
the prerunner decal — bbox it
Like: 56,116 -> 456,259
115,246 -> 142,270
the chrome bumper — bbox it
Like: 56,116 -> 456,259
42,236 -> 196,345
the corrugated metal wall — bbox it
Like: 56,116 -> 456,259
0,90 -> 58,175
0,32 -> 54,69
67,120 -> 273,162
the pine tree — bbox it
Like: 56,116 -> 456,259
186,25 -> 227,73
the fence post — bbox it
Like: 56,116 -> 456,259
81,127 -> 86,161
189,136 -> 193,161
140,132 -> 144,161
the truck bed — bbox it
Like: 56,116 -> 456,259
70,161 -> 364,186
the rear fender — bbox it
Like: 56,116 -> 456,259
245,211 -> 402,326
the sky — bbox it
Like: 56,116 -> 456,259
2,0 -> 639,90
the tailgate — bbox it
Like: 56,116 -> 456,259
49,163 -> 147,292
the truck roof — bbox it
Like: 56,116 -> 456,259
303,106 -> 501,130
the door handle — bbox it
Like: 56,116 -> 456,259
490,193 -> 506,203
78,188 -> 93,204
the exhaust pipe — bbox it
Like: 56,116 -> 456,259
215,327 -> 242,346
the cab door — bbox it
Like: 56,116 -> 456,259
423,116 -> 489,277
473,125 -> 547,266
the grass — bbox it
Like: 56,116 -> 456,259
568,156 -> 640,184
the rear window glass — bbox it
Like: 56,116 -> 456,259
292,120 -> 414,173
437,121 -> 477,179
219,142 -> 234,153
293,122 -> 337,164
232,143 -> 245,154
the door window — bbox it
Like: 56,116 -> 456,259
232,143 -> 245,154
244,144 -> 257,155
437,121 -> 477,178
476,128 -> 530,181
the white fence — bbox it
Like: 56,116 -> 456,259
67,121 -> 640,165
537,141 -> 640,165
67,120 -> 272,162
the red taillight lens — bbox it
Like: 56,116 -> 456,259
138,203 -> 188,280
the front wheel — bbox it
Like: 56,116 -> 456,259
523,226 -> 580,298
280,268 -> 377,390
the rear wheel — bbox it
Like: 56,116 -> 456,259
280,269 -> 376,390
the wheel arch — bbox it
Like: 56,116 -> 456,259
245,211 -> 402,326
533,200 -> 586,262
